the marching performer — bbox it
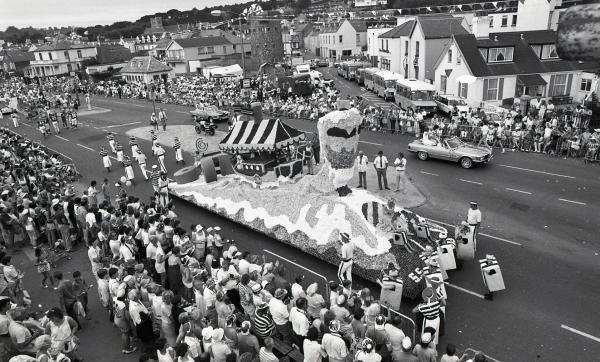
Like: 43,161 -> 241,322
124,155 -> 135,184
377,264 -> 403,311
480,254 -> 505,301
150,130 -> 158,155
136,149 -> 148,181
99,146 -> 111,172
129,136 -> 139,159
70,111 -> 78,129
115,141 -> 124,166
155,143 -> 167,173
337,232 -> 355,284
412,287 -> 445,346
173,137 -> 184,164
150,165 -> 161,194
158,172 -> 169,207
106,131 -> 116,153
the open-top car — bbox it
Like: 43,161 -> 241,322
190,105 -> 229,123
407,136 -> 492,169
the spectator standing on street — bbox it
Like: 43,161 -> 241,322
159,108 -> 168,131
356,151 -> 368,189
150,112 -> 159,131
393,152 -> 407,192
373,151 -> 390,190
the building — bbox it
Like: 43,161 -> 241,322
29,41 -> 97,77
432,30 -> 600,108
366,24 -> 395,65
354,0 -> 387,7
0,49 -> 35,76
164,37 -> 248,74
120,56 -> 172,83
250,18 -> 285,64
319,20 -> 367,60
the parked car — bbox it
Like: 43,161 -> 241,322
407,136 -> 492,169
190,106 -> 229,122
316,59 -> 329,67
435,95 -> 470,115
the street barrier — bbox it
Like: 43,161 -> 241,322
460,348 -> 501,362
379,304 -> 417,344
261,249 -> 330,302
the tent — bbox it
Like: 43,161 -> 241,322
206,64 -> 243,79
219,118 -> 305,153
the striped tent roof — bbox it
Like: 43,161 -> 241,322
219,119 -> 305,153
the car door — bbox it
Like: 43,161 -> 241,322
435,140 -> 453,160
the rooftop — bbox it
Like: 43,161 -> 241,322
379,20 -> 415,39
120,56 -> 172,74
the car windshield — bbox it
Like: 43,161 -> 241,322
446,137 -> 463,149
449,99 -> 467,106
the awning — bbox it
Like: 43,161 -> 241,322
219,118 -> 306,153
517,74 -> 547,86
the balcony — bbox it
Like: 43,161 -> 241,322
30,59 -> 69,66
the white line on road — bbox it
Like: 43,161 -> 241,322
131,104 -> 145,108
420,171 -> 439,176
359,140 -> 383,146
103,121 -> 142,129
561,324 -> 600,343
76,143 -> 95,152
427,218 -> 522,246
500,164 -> 576,179
55,135 -> 70,142
558,198 -> 587,206
459,178 -> 483,185
505,187 -> 532,195
175,111 -> 188,114
444,282 -> 484,299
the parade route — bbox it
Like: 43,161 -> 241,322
8,95 -> 599,361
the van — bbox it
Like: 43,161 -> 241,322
295,64 -> 311,75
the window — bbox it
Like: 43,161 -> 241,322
77,50 -> 82,58
530,44 -> 542,58
489,16 -> 494,28
223,46 -> 227,54
479,48 -> 488,60
581,79 -> 592,92
339,35 -> 343,43
207,46 -> 214,54
404,41 -> 409,55
38,53 -> 43,61
488,47 -> 514,62
511,15 -> 517,27
415,41 -> 420,57
483,78 -> 504,101
550,74 -> 568,96
381,58 -> 390,71
356,34 -> 360,45
48,52 -> 53,60
64,51 -> 68,58
440,75 -> 447,94
197,47 -> 204,55
447,49 -> 452,63
501,15 -> 508,27
386,40 -> 389,51
541,44 -> 558,59
457,55 -> 462,65
342,50 -> 352,56
459,82 -> 468,98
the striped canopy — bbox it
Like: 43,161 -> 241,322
219,118 -> 306,153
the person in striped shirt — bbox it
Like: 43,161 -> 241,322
174,137 -> 184,164
253,302 -> 274,341
99,146 -> 111,172
124,155 -> 135,184
136,149 -> 148,181
150,165 -> 161,194
155,143 -> 167,173
106,132 -> 116,153
158,173 -> 169,207
150,130 -> 158,155
115,141 -> 124,165
412,287 -> 445,346
129,136 -> 139,160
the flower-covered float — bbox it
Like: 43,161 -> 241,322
170,109 -> 447,299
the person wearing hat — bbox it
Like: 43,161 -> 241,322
238,320 -> 260,360
158,172 -> 170,207
155,143 -> 167,174
173,137 -> 184,164
394,336 -> 418,362
337,232 -> 355,284
253,302 -> 275,340
322,320 -> 348,362
268,288 -> 291,340
355,337 -> 381,362
364,314 -> 392,360
159,107 -> 168,131
124,155 -> 135,184
150,112 -> 159,131
115,141 -> 124,166
356,150 -> 369,189
112,286 -> 137,354
412,327 -> 438,362
378,265 -> 403,312
466,201 -> 482,242
128,136 -> 139,159
150,165 -> 161,194
99,146 -> 111,172
211,226 -> 224,257
136,148 -> 149,181
412,287 -> 445,346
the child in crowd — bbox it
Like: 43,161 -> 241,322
34,247 -> 55,288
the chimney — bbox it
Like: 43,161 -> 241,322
520,33 -> 524,40
473,15 -> 490,39
494,36 -> 498,42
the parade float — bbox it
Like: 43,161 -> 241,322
170,107 -> 448,299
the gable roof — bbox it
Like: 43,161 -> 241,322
452,30 -> 600,78
153,38 -> 172,51
379,20 -> 415,39
120,56 -> 171,74
1,49 -> 35,63
172,37 -> 232,49
36,41 -> 96,51
417,16 -> 469,39
347,20 -> 368,33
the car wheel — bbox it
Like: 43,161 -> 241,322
417,151 -> 429,161
460,157 -> 473,169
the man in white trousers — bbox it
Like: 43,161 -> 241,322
337,232 -> 355,285
136,149 -> 148,181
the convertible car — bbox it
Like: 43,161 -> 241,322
190,106 -> 229,122
407,136 -> 492,169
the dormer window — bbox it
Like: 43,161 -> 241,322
541,44 -> 558,59
448,49 -> 452,63
487,47 -> 513,62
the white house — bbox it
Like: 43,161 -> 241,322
366,25 -> 394,65
319,20 -> 367,60
29,41 -> 97,77
164,37 -> 248,74
432,30 -> 600,108
120,56 -> 172,84
354,0 -> 387,7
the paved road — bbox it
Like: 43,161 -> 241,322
9,93 -> 600,361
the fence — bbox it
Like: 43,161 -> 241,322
379,304 -> 417,344
261,249 -> 330,304
460,348 -> 501,362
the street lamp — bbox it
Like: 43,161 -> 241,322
211,9 -> 246,79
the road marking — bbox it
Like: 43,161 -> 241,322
561,325 -> 600,343
427,218 -> 522,246
103,121 -> 142,129
444,282 -> 484,299
558,198 -> 586,206
420,171 -> 439,176
76,143 -> 95,151
459,178 -> 483,185
500,164 -> 576,179
175,111 -> 188,114
55,135 -> 70,142
131,104 -> 145,108
359,140 -> 383,146
505,187 -> 532,195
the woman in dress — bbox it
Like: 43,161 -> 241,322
167,247 -> 184,296
161,290 -> 177,346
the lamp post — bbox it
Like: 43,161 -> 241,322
211,10 -> 247,79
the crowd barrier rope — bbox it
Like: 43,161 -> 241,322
379,304 -> 417,344
262,249 -> 330,303
460,348 -> 501,362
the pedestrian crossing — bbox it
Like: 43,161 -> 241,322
361,92 -> 398,109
